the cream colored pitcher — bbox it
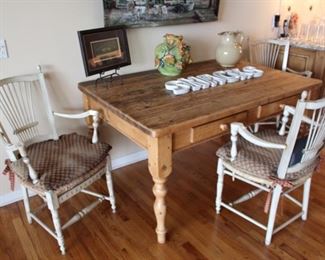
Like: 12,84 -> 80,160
216,31 -> 244,67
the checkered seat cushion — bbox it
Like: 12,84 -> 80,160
216,129 -> 317,186
9,133 -> 111,195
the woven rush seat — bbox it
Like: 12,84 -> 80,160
9,133 -> 111,195
217,129 -> 315,186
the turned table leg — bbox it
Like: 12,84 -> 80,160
148,134 -> 172,244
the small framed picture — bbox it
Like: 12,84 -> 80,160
78,26 -> 131,76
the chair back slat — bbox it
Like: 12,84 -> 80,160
303,107 -> 325,162
0,70 -> 58,148
250,39 -> 289,71
0,80 -> 39,142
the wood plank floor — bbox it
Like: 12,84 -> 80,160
1,138 -> 325,260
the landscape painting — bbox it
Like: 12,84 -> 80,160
103,0 -> 220,28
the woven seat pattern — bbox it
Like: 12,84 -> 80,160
9,133 -> 111,195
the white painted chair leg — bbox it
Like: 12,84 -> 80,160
106,157 -> 116,213
302,178 -> 311,221
21,185 -> 32,224
276,114 -> 281,129
265,185 -> 282,246
229,188 -> 263,206
46,191 -> 66,255
216,158 -> 225,214
253,123 -> 259,133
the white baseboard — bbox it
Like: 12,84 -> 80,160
0,189 -> 28,207
111,150 -> 147,170
0,150 -> 148,207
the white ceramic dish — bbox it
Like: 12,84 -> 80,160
229,69 -> 248,80
213,71 -> 239,83
190,85 -> 201,91
201,74 -> 222,86
253,69 -> 264,78
186,77 -> 206,89
177,83 -> 191,89
243,66 -> 256,72
196,75 -> 217,87
225,70 -> 244,80
210,75 -> 226,85
172,86 -> 190,95
177,78 -> 192,85
188,76 -> 210,89
178,78 -> 202,90
181,78 -> 202,90
242,71 -> 254,79
242,66 -> 264,78
165,80 -> 179,90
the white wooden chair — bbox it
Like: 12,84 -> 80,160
250,39 -> 290,72
215,91 -> 324,245
0,67 -> 116,255
250,39 -> 312,132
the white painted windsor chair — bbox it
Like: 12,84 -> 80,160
216,91 -> 324,245
0,67 -> 116,255
250,39 -> 312,132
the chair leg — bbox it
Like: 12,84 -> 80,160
254,123 -> 259,133
276,114 -> 281,129
21,185 -> 32,224
302,178 -> 311,221
216,158 -> 225,214
265,185 -> 282,246
46,191 -> 66,255
106,156 -> 116,213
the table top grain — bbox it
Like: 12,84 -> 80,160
79,60 -> 322,137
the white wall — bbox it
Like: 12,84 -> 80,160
0,0 -> 280,199
280,0 -> 324,25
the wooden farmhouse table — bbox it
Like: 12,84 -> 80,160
79,60 -> 322,243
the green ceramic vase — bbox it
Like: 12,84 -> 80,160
155,34 -> 192,76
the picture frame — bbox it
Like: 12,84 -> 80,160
78,26 -> 131,77
103,0 -> 220,29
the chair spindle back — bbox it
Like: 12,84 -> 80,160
278,91 -> 325,178
250,39 -> 289,72
0,68 -> 58,149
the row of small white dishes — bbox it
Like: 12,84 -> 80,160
165,67 -> 264,95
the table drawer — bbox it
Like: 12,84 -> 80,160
257,95 -> 299,119
190,112 -> 247,143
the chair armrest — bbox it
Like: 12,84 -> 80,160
286,67 -> 312,78
53,110 -> 99,144
230,122 -> 286,161
17,144 -> 39,184
53,110 -> 98,119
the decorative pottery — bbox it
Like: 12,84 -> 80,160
155,34 -> 192,76
216,31 -> 244,68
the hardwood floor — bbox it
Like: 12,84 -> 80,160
1,138 -> 325,259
